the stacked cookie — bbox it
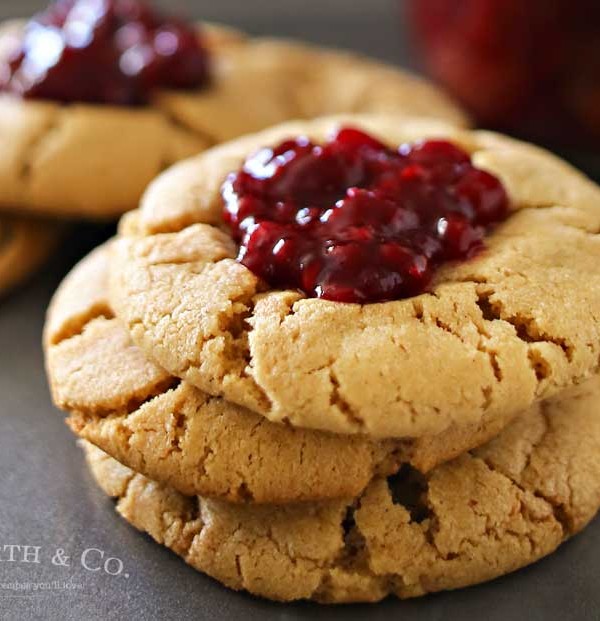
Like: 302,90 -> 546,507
0,0 -> 466,296
45,115 -> 600,603
0,216 -> 61,296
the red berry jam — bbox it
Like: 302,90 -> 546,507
222,128 -> 509,303
0,0 -> 209,105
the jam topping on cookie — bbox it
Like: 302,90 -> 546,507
0,0 -> 209,105
222,128 -> 509,303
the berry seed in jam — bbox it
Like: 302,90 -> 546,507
0,0 -> 209,105
222,128 -> 509,304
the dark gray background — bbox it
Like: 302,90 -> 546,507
0,0 -> 415,67
1,2 -> 599,620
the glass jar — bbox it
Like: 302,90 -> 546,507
408,0 -> 600,156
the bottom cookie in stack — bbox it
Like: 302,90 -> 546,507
0,215 -> 60,296
83,379 -> 600,604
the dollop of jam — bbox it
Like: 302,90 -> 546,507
222,128 -> 509,304
0,0 -> 209,105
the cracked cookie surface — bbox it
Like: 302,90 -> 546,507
109,115 -> 600,439
0,21 -> 466,219
46,242 -> 528,503
84,376 -> 600,603
0,215 -> 60,295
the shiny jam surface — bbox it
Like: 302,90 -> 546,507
222,128 -> 509,304
0,0 -> 209,105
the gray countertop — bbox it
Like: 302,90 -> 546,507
1,2 -> 599,620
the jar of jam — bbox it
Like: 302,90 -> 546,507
407,0 -> 600,160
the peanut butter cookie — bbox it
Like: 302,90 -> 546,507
0,2 -> 466,219
109,115 -> 600,438
84,377 -> 600,602
0,215 -> 60,295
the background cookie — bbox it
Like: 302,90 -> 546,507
84,376 -> 600,602
109,114 -> 600,439
154,36 -> 468,142
46,242 -> 528,504
0,215 -> 60,296
0,19 -> 467,219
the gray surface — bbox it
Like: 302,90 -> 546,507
1,2 -> 599,620
0,0 -> 415,68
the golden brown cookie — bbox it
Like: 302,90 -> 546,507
84,377 -> 600,603
0,215 -> 60,296
109,114 -> 600,439
46,242 -> 530,504
0,20 -> 466,219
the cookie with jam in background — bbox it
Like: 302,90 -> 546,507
108,114 -> 600,439
46,241 -> 532,504
83,376 -> 600,602
0,215 -> 60,296
0,0 -> 467,220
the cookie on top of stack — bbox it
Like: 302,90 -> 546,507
45,114 -> 600,603
0,0 -> 467,295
